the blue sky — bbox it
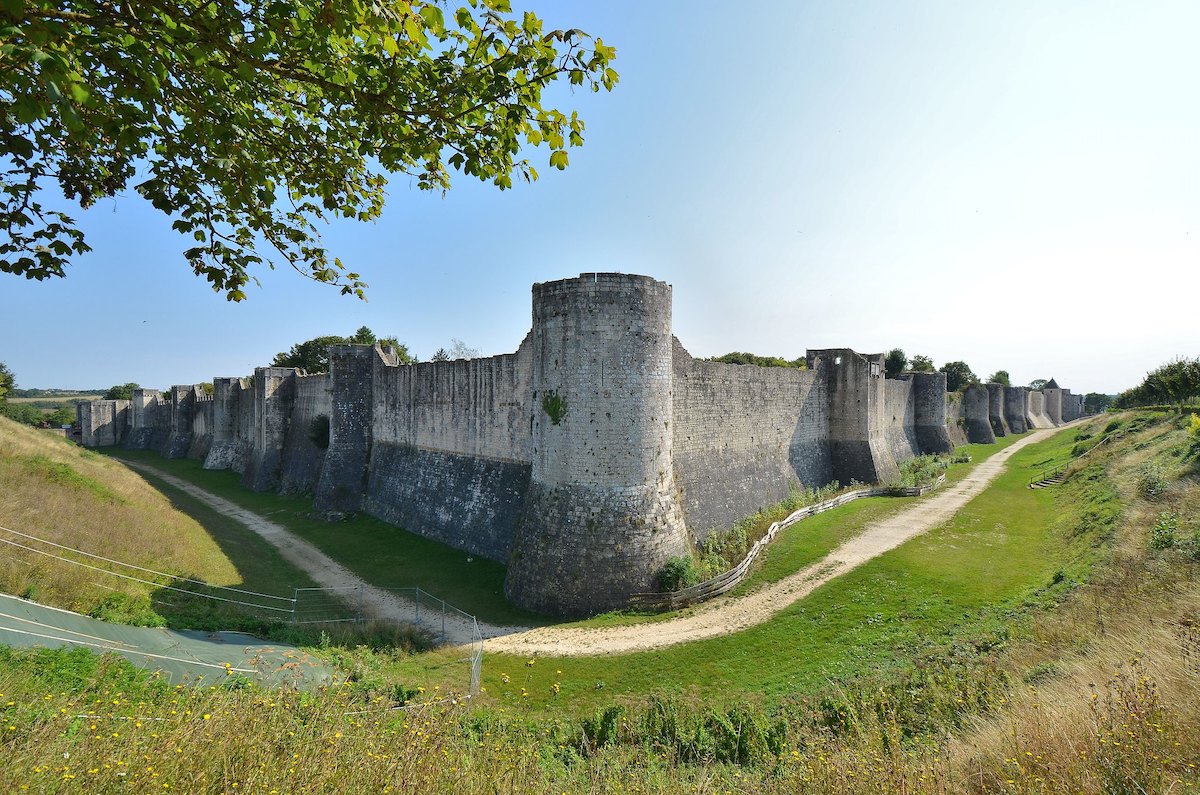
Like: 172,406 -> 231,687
3,1 -> 1197,395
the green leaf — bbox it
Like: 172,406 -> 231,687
549,150 -> 568,170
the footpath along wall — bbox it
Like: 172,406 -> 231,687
78,273 -> 1087,617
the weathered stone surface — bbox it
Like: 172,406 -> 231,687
78,400 -> 128,447
278,373 -> 330,495
504,274 -> 692,617
160,386 -> 196,459
365,443 -> 530,562
963,383 -> 995,444
1042,387 -> 1064,426
313,347 -> 378,513
809,348 -> 899,485
672,339 -> 830,541
203,378 -> 244,470
987,383 -> 1010,437
1004,386 -> 1029,434
124,389 -> 163,450
76,271 -> 1087,617
883,377 -> 921,464
912,372 -> 955,454
1027,390 -> 1053,429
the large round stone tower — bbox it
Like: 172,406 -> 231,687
504,273 -> 691,617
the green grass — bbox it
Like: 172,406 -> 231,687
735,433 -> 1026,594
17,454 -> 126,505
4,414 -> 1196,795
103,449 -> 547,628
121,464 -> 322,598
103,433 -> 1027,635
465,424 -> 1112,717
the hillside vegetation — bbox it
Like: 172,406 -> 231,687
1,412 -> 1198,793
0,416 -> 317,627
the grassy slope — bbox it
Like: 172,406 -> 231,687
467,425 -> 1104,715
2,412 -> 1197,794
105,449 -> 547,627
0,416 -> 317,627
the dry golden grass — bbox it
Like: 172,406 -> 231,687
0,416 -> 241,613
1,411 -> 1197,794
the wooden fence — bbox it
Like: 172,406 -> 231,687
629,474 -> 947,611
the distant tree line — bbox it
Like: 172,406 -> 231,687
272,326 -> 414,373
0,362 -> 76,427
1113,357 -> 1200,411
708,352 -> 807,369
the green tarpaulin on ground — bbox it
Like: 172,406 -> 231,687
0,593 -> 334,688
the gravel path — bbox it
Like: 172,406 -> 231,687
122,462 -> 508,645
484,426 -> 1060,657
126,427 -> 1056,657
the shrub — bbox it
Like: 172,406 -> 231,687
658,556 -> 701,592
1149,512 -> 1178,550
541,391 -> 567,425
1137,465 -> 1167,499
891,454 -> 948,489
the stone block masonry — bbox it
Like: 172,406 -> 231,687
78,273 -> 1088,617
962,383 -> 995,445
987,383 -> 1010,438
505,274 -> 691,616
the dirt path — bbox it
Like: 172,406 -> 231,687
484,426 -> 1061,657
126,427 -> 1057,657
121,462 -> 508,645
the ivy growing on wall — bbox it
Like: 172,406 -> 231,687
541,392 -> 567,425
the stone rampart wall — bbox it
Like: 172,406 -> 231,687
962,383 -> 996,444
278,373 -> 331,495
1027,390 -> 1053,429
946,392 -> 969,448
671,340 -> 831,541
188,390 -> 214,461
77,271 -> 1088,617
986,383 -> 1010,437
371,341 -> 533,462
883,376 -> 921,464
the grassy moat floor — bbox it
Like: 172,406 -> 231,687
1,412 -> 1197,792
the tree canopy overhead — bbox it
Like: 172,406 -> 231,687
1,0 -> 618,300
939,360 -> 978,392
272,327 -> 413,373
908,355 -> 935,373
709,352 -> 806,369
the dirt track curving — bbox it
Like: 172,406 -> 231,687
121,462 -> 513,644
124,427 -> 1058,657
482,426 -> 1060,656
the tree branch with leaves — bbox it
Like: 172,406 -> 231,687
0,0 -> 618,299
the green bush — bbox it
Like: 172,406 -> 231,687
890,454 -> 948,489
658,556 -> 701,592
1149,512 -> 1178,550
691,483 -> 842,579
1137,465 -> 1167,499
